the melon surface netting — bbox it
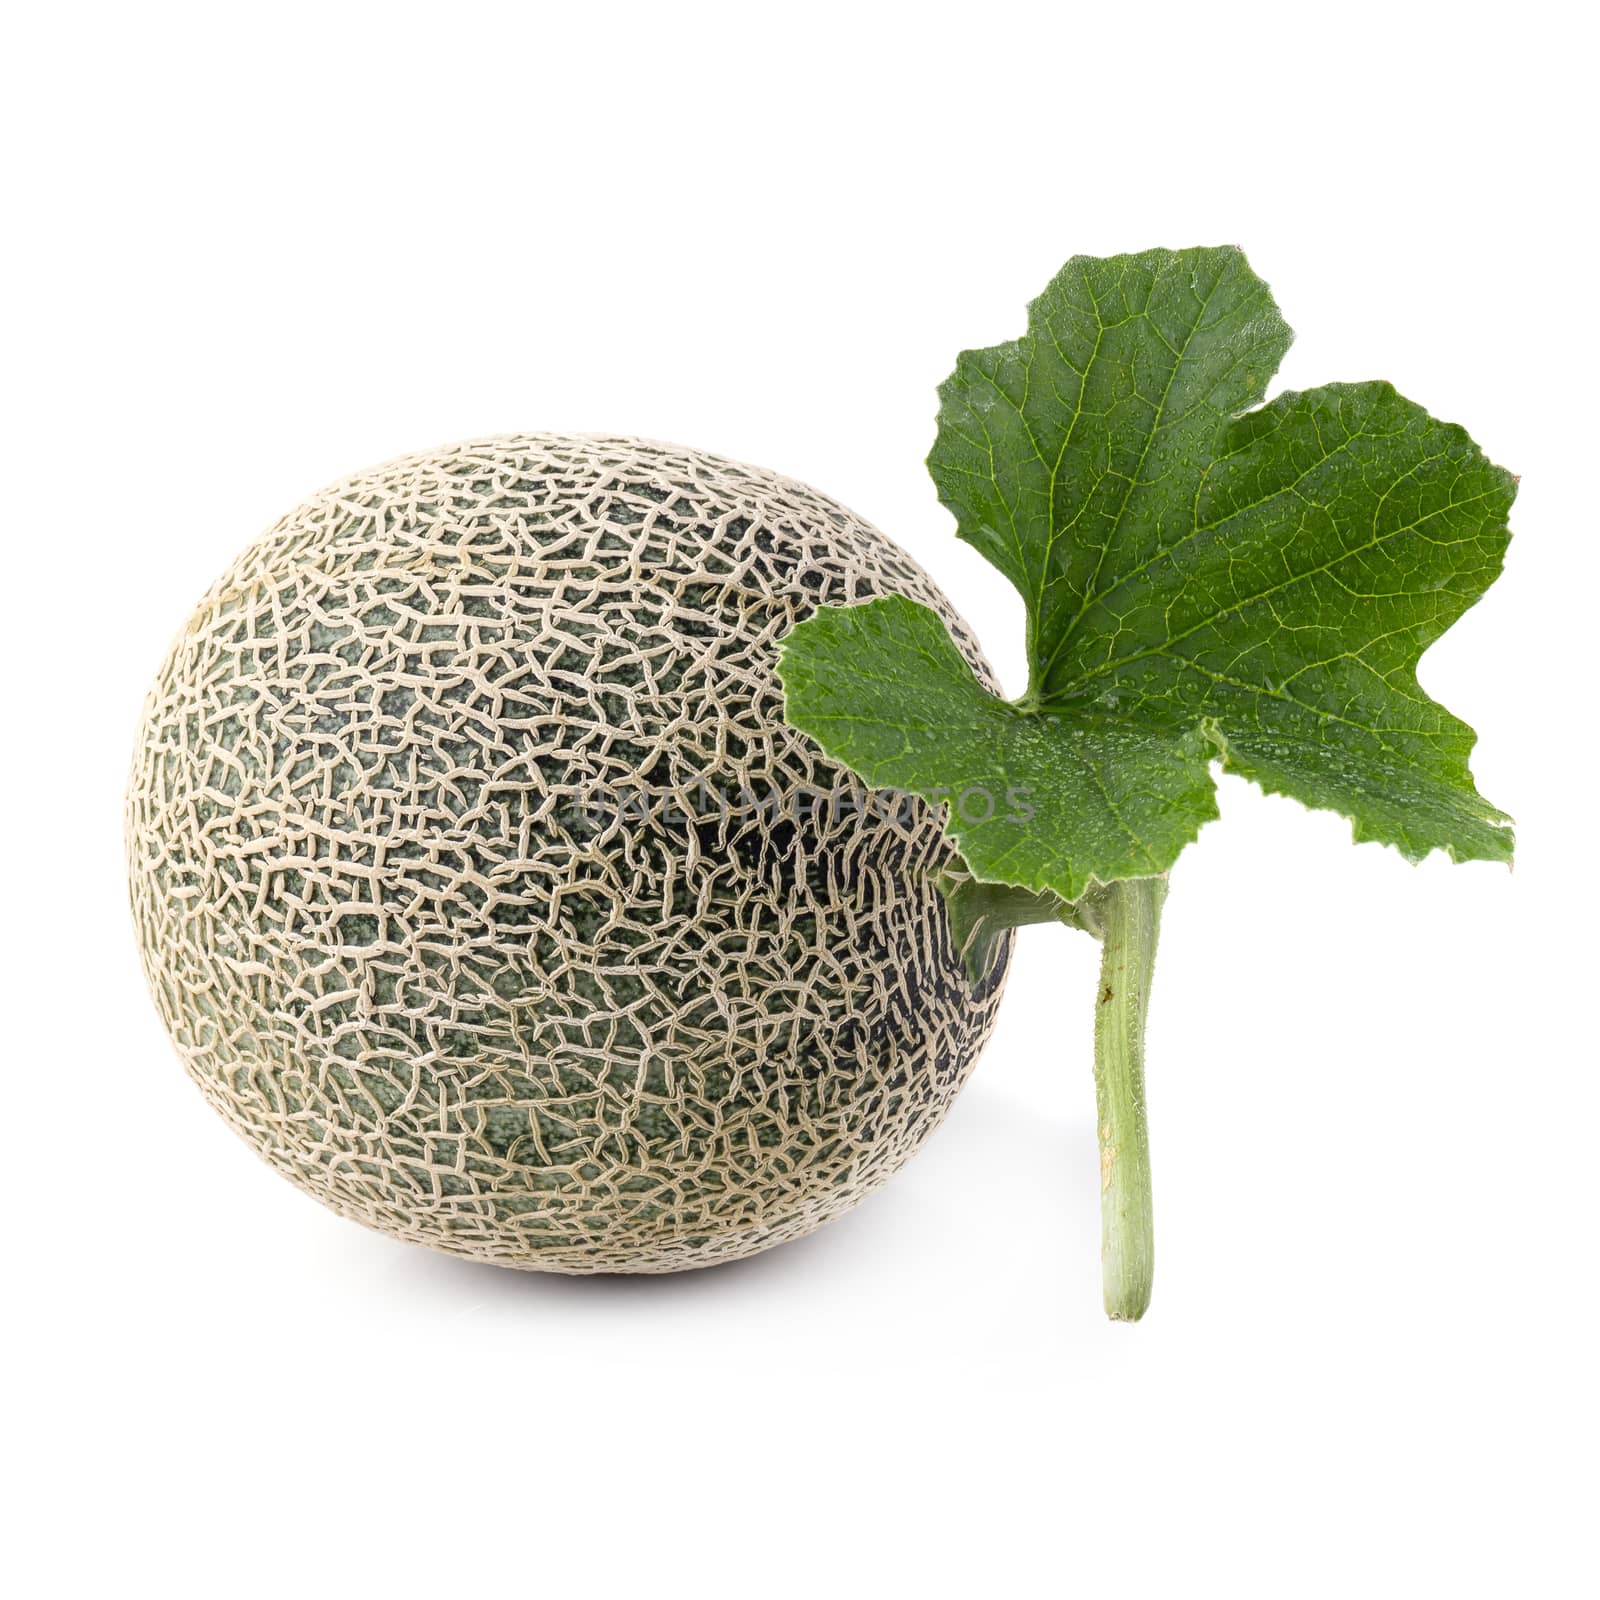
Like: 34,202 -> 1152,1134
127,435 -> 1009,1271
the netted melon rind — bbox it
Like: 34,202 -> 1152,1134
127,435 -> 1009,1271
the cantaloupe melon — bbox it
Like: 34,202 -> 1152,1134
127,435 -> 1009,1271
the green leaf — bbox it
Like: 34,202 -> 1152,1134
779,247 -> 1514,901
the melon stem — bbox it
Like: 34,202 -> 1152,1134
1082,875 -> 1166,1322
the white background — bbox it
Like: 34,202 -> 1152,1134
5,3 -> 1595,1595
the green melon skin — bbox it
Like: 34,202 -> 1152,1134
126,435 -> 1009,1271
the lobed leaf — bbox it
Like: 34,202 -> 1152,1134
780,247 -> 1514,900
